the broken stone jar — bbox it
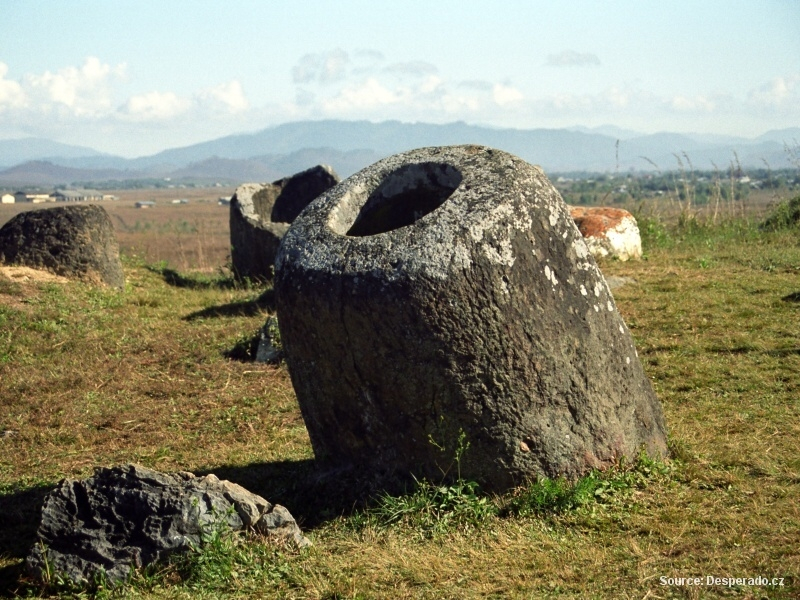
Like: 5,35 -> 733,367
274,145 -> 667,492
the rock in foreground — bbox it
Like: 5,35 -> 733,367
26,464 -> 309,586
275,145 -> 667,492
0,204 -> 124,287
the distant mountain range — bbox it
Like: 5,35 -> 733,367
1,120 -> 798,187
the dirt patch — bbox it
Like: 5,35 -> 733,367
0,266 -> 69,284
0,266 -> 69,311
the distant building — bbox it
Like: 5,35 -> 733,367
51,189 -> 103,202
218,197 -> 231,205
1,193 -> 14,204
135,201 -> 156,208
15,192 -> 52,203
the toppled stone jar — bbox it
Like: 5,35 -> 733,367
274,145 -> 667,492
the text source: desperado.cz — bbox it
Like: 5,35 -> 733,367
660,576 -> 785,588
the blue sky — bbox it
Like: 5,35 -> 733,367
1,0 -> 798,157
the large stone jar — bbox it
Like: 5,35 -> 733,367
274,145 -> 667,491
0,204 -> 124,288
230,165 -> 339,281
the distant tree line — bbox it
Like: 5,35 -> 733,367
553,168 -> 798,207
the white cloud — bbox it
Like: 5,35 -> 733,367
670,94 -> 715,112
5,50 -> 797,158
288,48 -> 520,121
539,93 -> 594,112
353,49 -> 385,63
292,49 -> 350,84
321,77 -> 398,111
458,80 -> 493,91
546,50 -> 601,67
24,56 -> 126,116
121,80 -> 251,122
0,62 -> 26,111
493,83 -> 523,106
418,74 -> 444,95
383,61 -> 439,77
747,75 -> 799,109
120,91 -> 191,121
605,86 -> 631,108
196,80 -> 249,113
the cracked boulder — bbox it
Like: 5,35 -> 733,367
0,204 -> 124,287
275,145 -> 667,492
230,165 -> 339,281
26,464 -> 309,586
569,206 -> 642,261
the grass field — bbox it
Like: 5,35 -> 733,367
0,192 -> 798,598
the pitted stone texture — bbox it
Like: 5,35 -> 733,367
230,165 -> 339,280
274,145 -> 667,492
26,464 -> 309,586
0,205 -> 124,287
569,206 -> 642,261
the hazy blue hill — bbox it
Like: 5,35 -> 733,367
756,128 -> 800,144
0,160 -> 142,187
0,138 -> 107,169
133,120 -> 620,172
567,124 -> 642,140
1,121 -> 797,186
168,157 -> 283,183
153,148 -> 385,182
263,147 -> 384,178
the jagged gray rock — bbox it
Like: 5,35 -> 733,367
230,165 -> 339,281
274,145 -> 667,492
0,205 -> 124,287
255,315 -> 284,364
26,464 -> 309,586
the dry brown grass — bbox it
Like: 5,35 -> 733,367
0,206 -> 798,598
0,188 -> 235,272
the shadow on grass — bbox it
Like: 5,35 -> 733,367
197,459 -> 411,530
147,265 -> 244,290
766,347 -> 800,357
183,288 -> 275,322
0,483 -> 55,597
707,345 -> 800,357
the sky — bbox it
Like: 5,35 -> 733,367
1,0 -> 799,158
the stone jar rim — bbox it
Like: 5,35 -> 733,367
276,145 -> 549,280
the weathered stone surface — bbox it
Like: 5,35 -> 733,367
275,145 -> 667,492
569,206 -> 642,261
0,205 -> 124,287
230,165 -> 339,280
26,464 -> 309,585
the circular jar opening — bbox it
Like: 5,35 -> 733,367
345,162 -> 462,237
